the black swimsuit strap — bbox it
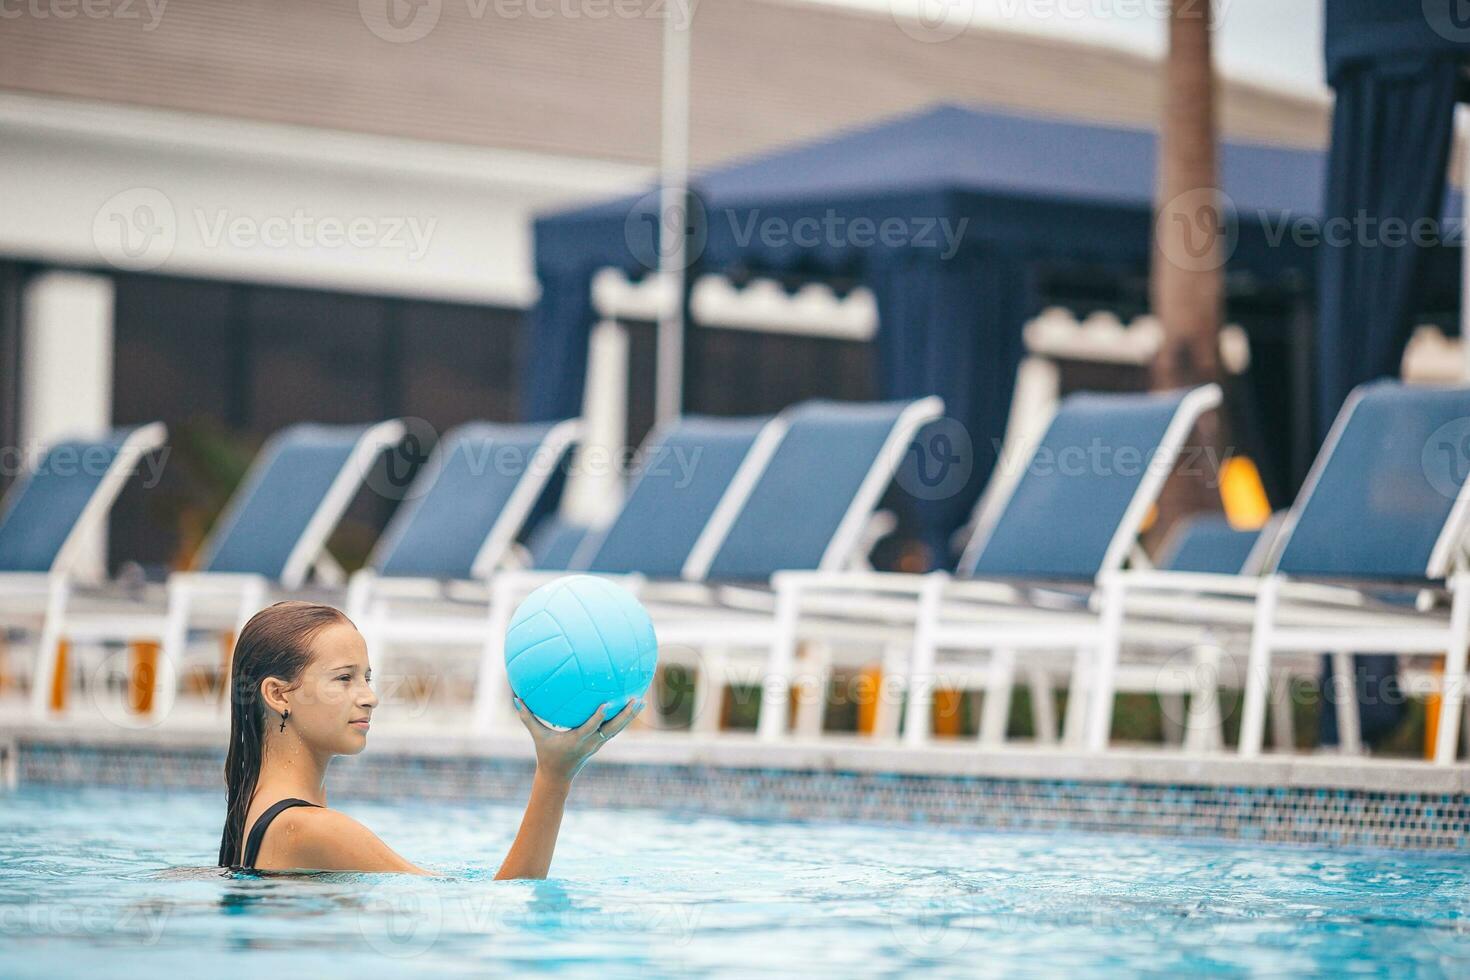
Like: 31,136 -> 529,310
240,798 -> 321,870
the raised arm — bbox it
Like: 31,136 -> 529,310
495,697 -> 640,881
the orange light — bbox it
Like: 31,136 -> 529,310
129,641 -> 160,715
1220,456 -> 1272,530
48,641 -> 68,712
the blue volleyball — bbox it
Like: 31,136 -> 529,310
504,575 -> 659,729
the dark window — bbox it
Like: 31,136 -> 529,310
623,317 -> 876,451
109,272 -> 521,575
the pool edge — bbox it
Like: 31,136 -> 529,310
5,723 -> 1469,853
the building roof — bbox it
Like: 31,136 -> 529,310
0,0 -> 1330,169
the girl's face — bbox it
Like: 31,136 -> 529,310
277,623 -> 378,755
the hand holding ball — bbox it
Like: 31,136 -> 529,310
504,575 -> 659,729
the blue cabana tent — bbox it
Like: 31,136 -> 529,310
1315,1 -> 1469,749
1318,0 -> 1469,440
529,103 -> 1328,560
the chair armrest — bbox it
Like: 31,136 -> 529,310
770,569 -> 938,595
1108,570 -> 1265,597
165,571 -> 271,597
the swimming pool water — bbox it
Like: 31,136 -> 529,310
4,785 -> 1470,977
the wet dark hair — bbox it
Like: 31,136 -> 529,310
218,600 -> 350,867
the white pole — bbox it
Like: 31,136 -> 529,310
564,319 -> 629,526
1460,105 -> 1470,381
20,272 -> 115,582
656,6 -> 691,426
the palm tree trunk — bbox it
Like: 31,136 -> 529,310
1153,0 -> 1222,385
1151,0 -> 1225,525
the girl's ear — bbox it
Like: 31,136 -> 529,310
259,677 -> 292,716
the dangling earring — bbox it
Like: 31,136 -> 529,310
279,709 -> 289,733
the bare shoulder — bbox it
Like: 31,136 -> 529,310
257,806 -> 428,875
278,805 -> 371,840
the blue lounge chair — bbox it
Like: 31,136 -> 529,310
52,420 -> 405,720
766,386 -> 1222,746
1105,381 -> 1470,762
1111,513 -> 1278,752
475,398 -> 943,736
472,414 -> 775,731
342,420 -> 579,670
522,517 -> 592,572
0,425 -> 168,576
0,424 -> 168,714
1156,514 -> 1264,576
642,397 -> 945,738
359,421 -> 579,585
574,415 -> 777,577
192,422 -> 407,587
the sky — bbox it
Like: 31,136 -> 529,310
805,0 -> 1328,99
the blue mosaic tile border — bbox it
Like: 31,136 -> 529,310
10,740 -> 1470,852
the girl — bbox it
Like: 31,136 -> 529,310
218,600 -> 638,876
